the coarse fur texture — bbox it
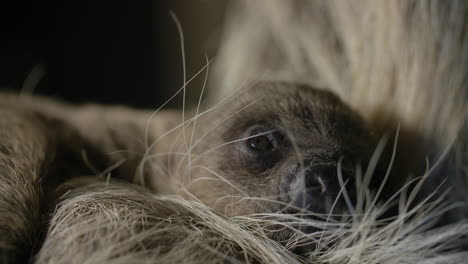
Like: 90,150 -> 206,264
1,81 -> 384,263
210,0 -> 468,262
214,0 -> 468,196
1,0 -> 468,263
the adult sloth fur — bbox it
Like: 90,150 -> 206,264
7,0 -> 468,263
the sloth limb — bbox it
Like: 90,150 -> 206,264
0,94 -> 181,262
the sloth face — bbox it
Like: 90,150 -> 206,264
186,82 -> 379,218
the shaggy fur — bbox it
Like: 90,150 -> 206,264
2,0 -> 468,263
209,0 -> 468,262
1,81 -> 385,263
214,0 -> 468,222
35,180 -> 468,264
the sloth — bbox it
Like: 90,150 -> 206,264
2,1 -> 468,263
180,82 -> 380,217
0,81 -> 384,262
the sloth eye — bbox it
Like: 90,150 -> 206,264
241,126 -> 286,172
245,128 -> 279,153
248,134 -> 275,152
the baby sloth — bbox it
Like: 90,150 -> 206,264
180,82 -> 379,218
0,81 -> 380,262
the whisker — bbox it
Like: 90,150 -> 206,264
190,96 -> 264,150
187,55 -> 211,183
142,57 -> 214,150
187,166 -> 249,198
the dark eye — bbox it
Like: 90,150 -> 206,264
240,126 -> 286,172
248,135 -> 275,152
245,127 -> 279,153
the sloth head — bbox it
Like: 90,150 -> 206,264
179,82 -> 380,219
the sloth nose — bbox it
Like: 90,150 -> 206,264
288,164 -> 352,213
305,165 -> 343,195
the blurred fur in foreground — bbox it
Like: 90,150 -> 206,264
4,0 -> 468,263
35,180 -> 468,264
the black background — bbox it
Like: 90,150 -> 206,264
0,1 -> 227,109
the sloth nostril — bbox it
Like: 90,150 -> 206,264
305,165 -> 336,195
306,174 -> 327,194
288,164 -> 352,213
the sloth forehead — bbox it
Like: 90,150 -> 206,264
238,82 -> 347,117
232,86 -> 348,131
